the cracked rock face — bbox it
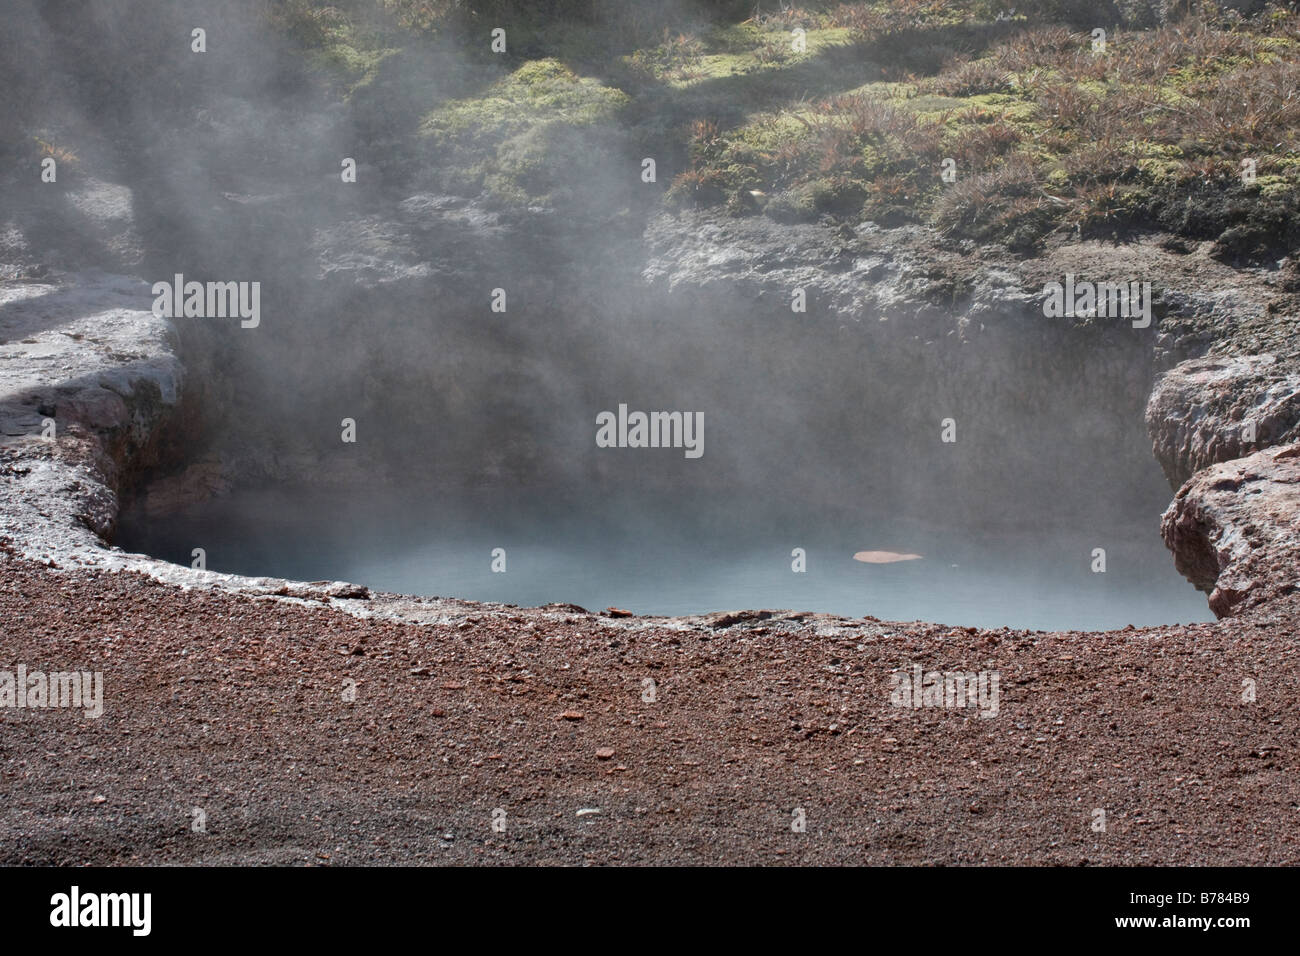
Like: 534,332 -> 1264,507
1146,353 -> 1300,488
1162,443 -> 1300,616
0,272 -> 183,561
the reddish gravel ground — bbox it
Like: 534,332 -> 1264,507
1,551 -> 1297,866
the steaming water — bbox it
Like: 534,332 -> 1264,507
117,484 -> 1213,631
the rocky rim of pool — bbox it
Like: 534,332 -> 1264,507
3,199 -> 1300,627
6,197 -> 1300,865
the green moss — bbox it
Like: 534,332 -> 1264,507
1044,166 -> 1069,189
419,58 -> 629,206
904,94 -> 974,114
270,0 -> 1300,256
272,1 -> 404,96
1253,174 -> 1300,201
307,43 -> 399,94
894,89 -> 1038,126
422,59 -> 628,145
1136,156 -> 1184,184
660,27 -> 856,88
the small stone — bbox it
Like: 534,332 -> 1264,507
90,794 -> 107,804
560,710 -> 584,721
595,747 -> 615,760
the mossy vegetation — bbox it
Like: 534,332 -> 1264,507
262,0 -> 1300,257
418,58 -> 630,204
623,24 -> 859,87
670,4 -> 1300,258
268,0 -> 404,95
423,58 -> 629,138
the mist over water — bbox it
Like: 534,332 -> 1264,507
118,472 -> 1212,631
4,0 -> 1219,631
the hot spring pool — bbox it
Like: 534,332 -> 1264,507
116,485 -> 1213,631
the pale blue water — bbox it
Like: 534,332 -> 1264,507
116,484 -> 1214,631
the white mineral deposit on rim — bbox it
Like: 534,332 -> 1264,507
853,550 -> 924,563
